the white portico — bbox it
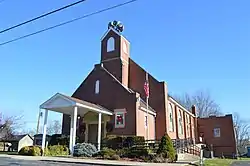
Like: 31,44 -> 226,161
39,93 -> 113,154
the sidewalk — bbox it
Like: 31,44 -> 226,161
0,154 -> 194,166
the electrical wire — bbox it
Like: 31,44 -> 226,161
0,0 -> 87,34
0,0 -> 138,47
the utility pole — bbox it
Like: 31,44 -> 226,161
36,109 -> 42,135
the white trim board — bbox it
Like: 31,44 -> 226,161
168,97 -> 195,117
140,106 -> 156,117
76,103 -> 113,115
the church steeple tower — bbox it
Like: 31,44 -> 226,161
100,21 -> 130,87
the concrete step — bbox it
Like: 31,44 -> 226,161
177,153 -> 200,161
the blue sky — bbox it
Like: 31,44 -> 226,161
0,0 -> 249,132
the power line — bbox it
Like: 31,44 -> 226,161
0,0 -> 87,34
0,0 -> 138,47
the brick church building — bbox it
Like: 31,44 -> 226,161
61,21 -> 237,157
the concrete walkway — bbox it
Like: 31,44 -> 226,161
0,154 -> 195,166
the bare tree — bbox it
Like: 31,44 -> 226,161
233,112 -> 250,156
47,120 -> 62,135
0,113 -> 23,140
19,128 -> 37,136
174,90 -> 222,118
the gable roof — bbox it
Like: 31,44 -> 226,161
99,64 -> 134,94
100,27 -> 130,44
59,93 -> 113,114
0,134 -> 33,142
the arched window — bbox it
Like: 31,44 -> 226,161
107,37 -> 115,52
186,114 -> 189,136
168,104 -> 174,132
178,110 -> 183,134
95,80 -> 100,94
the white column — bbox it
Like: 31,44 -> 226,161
41,109 -> 48,154
69,114 -> 74,154
97,113 -> 102,151
72,106 -> 78,151
85,123 -> 89,142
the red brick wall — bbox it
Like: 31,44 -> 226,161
168,98 -> 197,141
128,59 -> 167,139
101,29 -> 130,87
198,114 -> 237,157
62,64 -> 137,136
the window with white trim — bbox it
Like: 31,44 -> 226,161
186,114 -> 189,136
168,104 -> 174,132
95,80 -> 100,94
214,128 -> 221,137
107,37 -> 115,52
115,112 -> 125,128
178,110 -> 183,135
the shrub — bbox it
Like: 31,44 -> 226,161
110,154 -> 120,160
123,136 -> 145,147
18,146 -> 42,156
126,146 -> 149,158
102,135 -> 123,149
152,154 -> 167,163
116,148 -> 129,157
99,147 -> 116,157
19,146 -> 30,155
102,135 -> 145,149
157,133 -> 176,162
93,147 -> 117,159
73,143 -> 98,157
45,145 -> 69,156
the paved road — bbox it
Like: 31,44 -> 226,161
231,161 -> 250,166
0,157 -> 102,166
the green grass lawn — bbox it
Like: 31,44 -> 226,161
197,158 -> 250,166
203,159 -> 234,166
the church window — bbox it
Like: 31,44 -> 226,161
169,104 -> 174,132
178,110 -> 183,134
95,80 -> 100,94
115,112 -> 125,128
107,37 -> 115,52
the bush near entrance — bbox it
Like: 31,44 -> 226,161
18,145 -> 69,156
44,145 -> 69,156
102,135 -> 145,149
18,146 -> 42,156
73,143 -> 98,157
98,134 -> 177,163
157,133 -> 177,162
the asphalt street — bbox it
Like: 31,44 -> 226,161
0,157 -> 102,166
231,161 -> 250,166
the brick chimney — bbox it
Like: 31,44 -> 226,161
191,105 -> 196,116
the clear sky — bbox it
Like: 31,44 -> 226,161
0,0 -> 249,132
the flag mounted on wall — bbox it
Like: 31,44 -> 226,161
144,72 -> 150,98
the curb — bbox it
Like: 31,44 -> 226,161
41,159 -> 138,166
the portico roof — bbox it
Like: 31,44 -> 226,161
40,93 -> 113,116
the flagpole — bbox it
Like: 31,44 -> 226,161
146,95 -> 149,141
146,72 -> 149,141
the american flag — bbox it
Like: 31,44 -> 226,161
144,72 -> 149,98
